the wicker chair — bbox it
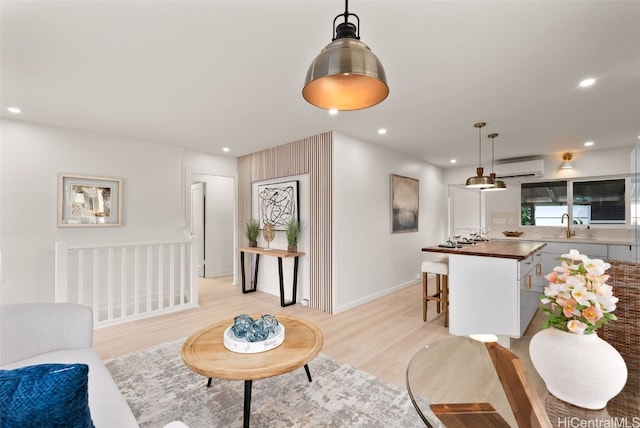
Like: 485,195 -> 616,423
599,260 -> 639,417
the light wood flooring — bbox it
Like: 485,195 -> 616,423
94,275 -> 542,389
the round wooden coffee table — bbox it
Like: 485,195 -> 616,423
181,315 -> 323,428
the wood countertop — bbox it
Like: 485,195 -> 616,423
422,240 -> 546,260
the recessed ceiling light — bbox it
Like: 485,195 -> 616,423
579,78 -> 596,87
378,128 -> 387,135
6,106 -> 21,114
222,147 -> 230,152
450,159 -> 457,164
584,141 -> 594,147
328,109 -> 338,116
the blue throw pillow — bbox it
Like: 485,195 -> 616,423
0,363 -> 94,428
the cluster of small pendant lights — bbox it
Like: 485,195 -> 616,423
465,122 -> 507,191
303,0 -> 389,111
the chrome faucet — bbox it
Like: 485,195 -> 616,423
561,213 -> 574,238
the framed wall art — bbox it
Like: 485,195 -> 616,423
257,180 -> 299,231
391,174 -> 419,233
58,173 -> 123,227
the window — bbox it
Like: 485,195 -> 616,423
521,179 -> 626,226
573,179 -> 625,224
521,181 -> 567,226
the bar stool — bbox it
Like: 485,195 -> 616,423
421,258 -> 449,327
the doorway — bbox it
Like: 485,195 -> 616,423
448,184 -> 482,239
191,182 -> 205,277
191,175 -> 235,278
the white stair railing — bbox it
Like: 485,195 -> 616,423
55,239 -> 197,328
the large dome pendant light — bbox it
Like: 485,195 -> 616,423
482,133 -> 507,192
466,122 -> 496,189
302,0 -> 389,111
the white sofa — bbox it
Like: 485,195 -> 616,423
0,303 -> 138,427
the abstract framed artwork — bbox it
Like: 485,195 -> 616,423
257,180 -> 299,231
58,173 -> 123,227
391,174 -> 419,233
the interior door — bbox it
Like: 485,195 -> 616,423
191,182 -> 205,277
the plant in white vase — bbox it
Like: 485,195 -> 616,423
529,249 -> 627,410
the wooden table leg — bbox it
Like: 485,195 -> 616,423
291,256 -> 299,304
253,254 -> 260,291
240,251 -> 246,291
304,364 -> 312,382
243,380 -> 252,428
278,256 -> 299,307
241,251 -> 257,293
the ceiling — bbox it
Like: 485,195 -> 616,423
2,0 -> 639,168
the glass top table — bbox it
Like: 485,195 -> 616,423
406,335 -> 638,427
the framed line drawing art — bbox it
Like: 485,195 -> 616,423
58,173 -> 123,227
257,180 -> 299,231
391,174 -> 419,233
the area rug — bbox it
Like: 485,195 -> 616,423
105,338 -> 424,428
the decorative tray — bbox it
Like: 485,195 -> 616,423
502,231 -> 523,237
223,324 -> 285,354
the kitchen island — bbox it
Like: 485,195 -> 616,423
423,240 -> 546,346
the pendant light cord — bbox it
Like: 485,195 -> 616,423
491,136 -> 495,172
478,125 -> 482,167
333,0 -> 360,40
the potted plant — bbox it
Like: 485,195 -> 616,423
285,218 -> 301,252
245,219 -> 260,247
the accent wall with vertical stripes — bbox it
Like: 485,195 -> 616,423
237,132 -> 333,313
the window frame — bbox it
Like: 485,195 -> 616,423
520,175 -> 632,228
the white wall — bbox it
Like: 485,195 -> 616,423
443,145 -> 636,236
0,118 -> 236,303
333,132 -> 445,312
444,146 -> 634,186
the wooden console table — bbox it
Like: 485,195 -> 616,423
237,247 -> 305,307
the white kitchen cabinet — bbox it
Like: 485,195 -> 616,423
519,252 -> 544,336
539,242 -> 607,279
608,244 -> 637,262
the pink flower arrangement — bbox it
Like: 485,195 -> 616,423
540,249 -> 618,335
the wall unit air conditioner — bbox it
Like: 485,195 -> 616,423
494,159 -> 544,179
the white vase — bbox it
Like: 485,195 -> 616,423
529,327 -> 628,410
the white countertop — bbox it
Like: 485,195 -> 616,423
487,225 -> 635,246
496,236 -> 633,245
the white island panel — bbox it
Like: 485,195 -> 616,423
449,254 -> 519,336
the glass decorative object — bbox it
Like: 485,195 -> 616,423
225,314 -> 285,353
231,314 -> 254,338
261,314 -> 279,333
231,314 -> 279,342
246,319 -> 269,342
